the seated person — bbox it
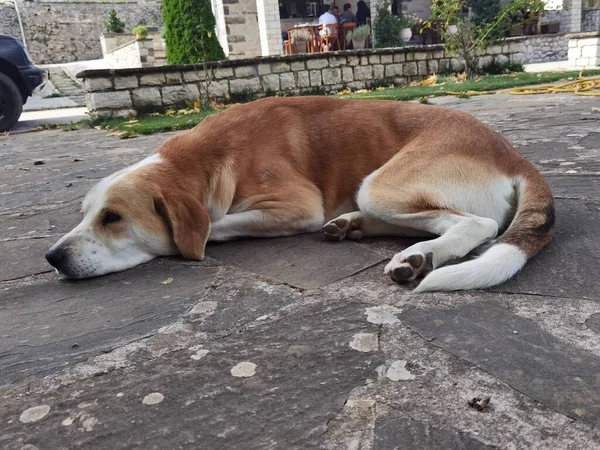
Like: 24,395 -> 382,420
332,6 -> 340,21
318,5 -> 338,36
339,3 -> 356,26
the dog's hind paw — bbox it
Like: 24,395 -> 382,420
385,251 -> 432,284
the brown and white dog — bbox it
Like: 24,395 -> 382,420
45,97 -> 554,292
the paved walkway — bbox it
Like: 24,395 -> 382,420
1,93 -> 599,449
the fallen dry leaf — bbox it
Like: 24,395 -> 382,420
70,157 -> 82,163
161,277 -> 174,285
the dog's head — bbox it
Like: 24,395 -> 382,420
45,154 -> 211,279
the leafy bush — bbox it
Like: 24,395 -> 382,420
103,9 -> 125,34
427,0 -> 544,78
373,0 -> 404,48
469,0 -> 501,25
132,25 -> 149,40
162,0 -> 225,64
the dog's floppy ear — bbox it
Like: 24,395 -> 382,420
154,191 -> 210,260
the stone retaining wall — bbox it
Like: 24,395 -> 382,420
522,34 -> 569,63
78,40 -> 525,119
582,9 -> 600,31
567,31 -> 600,68
103,33 -> 166,69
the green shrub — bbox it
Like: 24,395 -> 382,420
162,0 -> 225,64
103,9 -> 125,34
132,25 -> 149,40
373,0 -> 404,48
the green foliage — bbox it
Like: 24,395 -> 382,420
132,25 -> 149,40
427,0 -> 545,78
103,9 -> 125,34
468,0 -> 501,25
162,0 -> 225,64
373,0 -> 404,48
347,25 -> 371,41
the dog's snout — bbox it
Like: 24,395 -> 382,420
45,247 -> 66,268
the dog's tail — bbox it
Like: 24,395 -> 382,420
413,172 -> 555,293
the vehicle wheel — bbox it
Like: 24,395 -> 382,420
0,72 -> 24,132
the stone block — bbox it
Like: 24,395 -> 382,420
132,87 -> 162,109
439,59 -> 450,73
183,71 -> 203,82
234,66 -> 257,77
432,50 -> 444,59
487,45 -> 502,55
165,72 -> 183,85
214,67 -> 234,79
322,68 -> 341,85
393,77 -> 407,86
342,67 -> 354,82
508,42 -> 524,53
162,84 -> 200,105
309,70 -> 322,86
279,72 -> 296,90
353,65 -> 372,81
393,53 -> 405,63
90,91 -> 132,110
495,54 -> 509,65
272,62 -> 290,73
114,76 -> 139,90
258,63 -> 271,75
347,56 -> 360,66
582,44 -> 600,58
290,61 -> 305,71
368,55 -> 380,64
297,71 -> 310,88
84,77 -> 113,92
405,53 -> 414,61
373,64 -> 384,80
414,52 -> 428,60
200,80 -> 228,98
450,58 -> 465,72
385,64 -> 403,77
380,54 -> 394,64
427,59 -> 438,73
347,81 -> 366,90
478,55 -> 493,69
112,109 -> 138,119
306,58 -> 328,70
140,73 -> 166,86
329,56 -> 346,67
261,74 -> 280,91
360,56 -> 369,66
417,61 -> 427,75
229,77 -> 261,93
403,62 -> 417,76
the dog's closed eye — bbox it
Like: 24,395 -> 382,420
102,211 -> 122,226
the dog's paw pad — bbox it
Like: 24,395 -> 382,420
385,251 -> 432,284
389,264 -> 416,284
322,218 -> 350,241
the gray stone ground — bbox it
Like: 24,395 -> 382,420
1,92 -> 599,450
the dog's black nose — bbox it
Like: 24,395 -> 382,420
45,247 -> 66,268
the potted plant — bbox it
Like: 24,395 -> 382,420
398,14 -> 418,42
132,25 -> 149,40
346,25 -> 371,49
290,28 -> 313,54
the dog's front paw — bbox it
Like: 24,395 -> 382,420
322,215 -> 363,241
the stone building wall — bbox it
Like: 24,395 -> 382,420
0,0 -> 162,64
583,9 -> 600,30
223,0 -> 262,59
78,39 -> 525,118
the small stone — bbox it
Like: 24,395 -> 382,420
33,160 -> 45,165
231,361 -> 257,377
349,333 -> 378,352
142,392 -> 165,405
20,405 -> 51,423
116,392 -> 124,398
61,416 -> 74,426
386,360 -> 416,381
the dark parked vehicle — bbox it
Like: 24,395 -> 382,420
0,34 -> 46,131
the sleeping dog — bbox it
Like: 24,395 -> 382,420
45,97 -> 554,292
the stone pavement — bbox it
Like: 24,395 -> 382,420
1,92 -> 599,450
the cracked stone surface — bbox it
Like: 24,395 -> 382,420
1,92 -> 600,449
